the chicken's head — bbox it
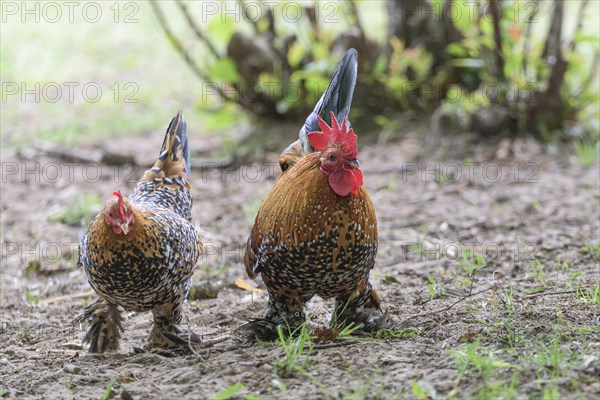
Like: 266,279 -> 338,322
308,111 -> 363,196
104,190 -> 135,235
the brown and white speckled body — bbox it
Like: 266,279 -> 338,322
243,49 -> 384,335
80,181 -> 200,320
245,152 -> 381,328
75,112 -> 202,352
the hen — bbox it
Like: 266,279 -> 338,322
244,49 -> 384,338
74,111 -> 202,353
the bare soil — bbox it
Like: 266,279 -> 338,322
1,129 -> 598,399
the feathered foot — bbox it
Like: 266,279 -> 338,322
332,284 -> 387,332
334,309 -> 389,332
73,298 -> 124,353
238,310 -> 306,342
146,320 -> 200,354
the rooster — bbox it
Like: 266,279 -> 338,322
244,49 -> 384,338
74,111 -> 202,353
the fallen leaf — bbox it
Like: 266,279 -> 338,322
382,275 -> 400,283
234,278 -> 264,293
458,331 -> 479,343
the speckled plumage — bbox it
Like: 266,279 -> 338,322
244,50 -> 384,336
245,153 -> 381,331
75,111 -> 202,352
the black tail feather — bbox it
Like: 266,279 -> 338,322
298,49 -> 358,155
161,110 -> 191,175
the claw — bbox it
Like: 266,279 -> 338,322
147,323 -> 200,354
237,318 -> 280,342
162,330 -> 200,347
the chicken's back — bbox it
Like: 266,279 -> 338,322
132,110 -> 193,221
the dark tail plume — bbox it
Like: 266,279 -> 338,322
143,110 -> 191,181
298,49 -> 358,155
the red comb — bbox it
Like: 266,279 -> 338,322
113,190 -> 126,221
307,111 -> 357,158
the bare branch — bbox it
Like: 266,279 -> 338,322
522,289 -> 577,299
263,7 -> 290,79
349,0 -> 371,59
148,2 -> 229,101
521,0 -> 540,74
572,49 -> 599,99
397,264 -> 493,326
239,0 -> 260,34
569,0 -> 590,51
542,0 -> 564,60
542,0 -> 566,97
489,0 -> 506,81
175,0 -> 222,60
398,285 -> 496,326
149,2 -> 262,114
582,49 -> 599,92
39,290 -> 95,305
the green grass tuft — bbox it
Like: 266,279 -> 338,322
50,193 -> 102,227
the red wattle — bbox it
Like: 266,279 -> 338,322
329,167 -> 362,196
351,168 -> 363,195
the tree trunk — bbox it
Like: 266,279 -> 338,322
387,0 -> 462,68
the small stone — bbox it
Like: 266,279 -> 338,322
582,354 -> 598,369
63,364 -> 81,374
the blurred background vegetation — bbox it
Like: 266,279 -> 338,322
1,0 -> 598,161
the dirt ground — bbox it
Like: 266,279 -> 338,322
1,127 -> 598,399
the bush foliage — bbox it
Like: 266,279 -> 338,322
152,0 -> 598,143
